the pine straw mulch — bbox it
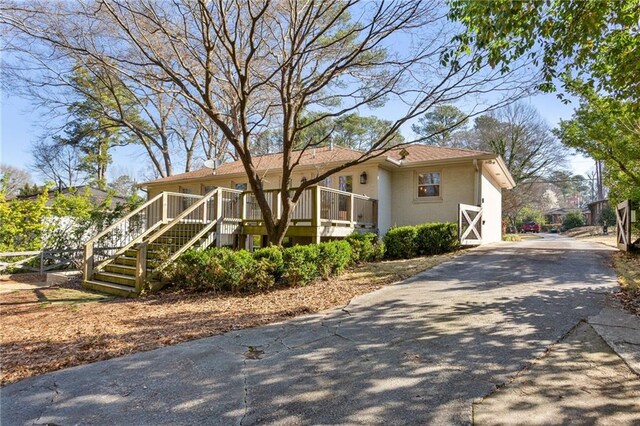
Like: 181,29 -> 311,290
612,251 -> 640,317
0,252 -> 459,386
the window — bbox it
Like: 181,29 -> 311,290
320,177 -> 332,188
180,187 -> 194,210
234,183 -> 248,191
338,175 -> 353,193
417,172 -> 441,198
202,185 -> 216,195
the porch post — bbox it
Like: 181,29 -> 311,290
312,186 -> 322,243
161,192 -> 168,223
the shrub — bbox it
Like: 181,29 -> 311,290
384,226 -> 418,259
345,232 -> 384,263
218,249 -> 256,292
563,211 -> 585,230
599,204 -> 616,226
171,248 -> 223,292
171,248 -> 257,292
415,223 -> 459,255
282,244 -> 319,286
253,246 -> 284,280
317,240 -> 352,279
249,258 -> 278,290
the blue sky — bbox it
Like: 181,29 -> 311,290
0,88 -> 595,184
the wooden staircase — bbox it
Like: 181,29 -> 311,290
84,224 -> 207,296
82,188 -> 240,297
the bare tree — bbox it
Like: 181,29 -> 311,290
0,164 -> 32,197
30,139 -> 87,188
467,103 -> 568,229
1,0 -> 535,244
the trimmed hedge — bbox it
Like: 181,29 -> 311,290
345,232 -> 385,263
384,222 -> 458,259
169,223 -> 456,293
171,239 -> 356,292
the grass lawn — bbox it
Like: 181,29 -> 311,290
0,251 -> 460,385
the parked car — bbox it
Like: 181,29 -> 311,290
521,221 -> 540,233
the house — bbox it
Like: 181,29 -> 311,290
82,144 -> 514,296
140,144 -> 514,244
15,185 -> 128,208
545,207 -> 579,225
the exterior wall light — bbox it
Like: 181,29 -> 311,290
360,171 -> 368,185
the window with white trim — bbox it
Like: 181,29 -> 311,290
417,172 -> 441,198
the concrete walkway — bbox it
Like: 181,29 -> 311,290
2,235 -> 637,425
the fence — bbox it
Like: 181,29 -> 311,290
0,249 -> 84,274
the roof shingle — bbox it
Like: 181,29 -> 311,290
141,144 -> 493,186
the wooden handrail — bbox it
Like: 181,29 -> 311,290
145,188 -> 220,245
84,192 -> 165,247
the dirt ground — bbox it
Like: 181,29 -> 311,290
0,252 -> 458,385
474,322 -> 640,425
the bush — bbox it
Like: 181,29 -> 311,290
282,244 -> 319,286
219,249 -> 256,292
599,204 -> 616,226
171,248 -> 256,292
384,222 -> 459,259
317,240 -> 352,279
384,226 -> 418,259
563,211 -> 585,230
253,246 -> 284,280
415,223 -> 459,255
345,232 -> 385,263
171,248 -> 223,292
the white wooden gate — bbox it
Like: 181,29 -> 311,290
617,200 -> 631,251
458,203 -> 483,246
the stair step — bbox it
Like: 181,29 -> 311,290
83,280 -> 139,298
93,271 -> 136,286
113,256 -> 136,266
103,264 -> 152,276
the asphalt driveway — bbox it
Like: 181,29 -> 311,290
1,235 -> 623,425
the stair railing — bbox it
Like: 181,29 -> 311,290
134,188 -> 243,290
83,192 -> 165,281
82,191 -> 206,281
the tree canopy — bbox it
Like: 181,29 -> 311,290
554,89 -> 640,203
448,0 -> 640,103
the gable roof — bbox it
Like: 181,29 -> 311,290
142,144 -> 499,186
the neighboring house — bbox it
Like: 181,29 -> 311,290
545,207 -> 579,225
15,185 -> 128,208
140,145 -> 514,245
587,199 -> 609,226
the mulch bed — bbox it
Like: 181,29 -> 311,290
0,253 -> 457,385
612,251 -> 640,317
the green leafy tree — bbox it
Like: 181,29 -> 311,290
448,0 -> 640,103
412,105 -> 468,146
554,89 -> 640,204
58,66 -> 143,189
0,187 -> 49,251
516,206 -> 546,228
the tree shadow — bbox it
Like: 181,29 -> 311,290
2,244 -> 634,425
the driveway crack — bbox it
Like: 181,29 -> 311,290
34,381 -> 59,424
239,360 -> 249,426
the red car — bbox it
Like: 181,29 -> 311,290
521,221 -> 540,233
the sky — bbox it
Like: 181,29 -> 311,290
0,88 -> 595,185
